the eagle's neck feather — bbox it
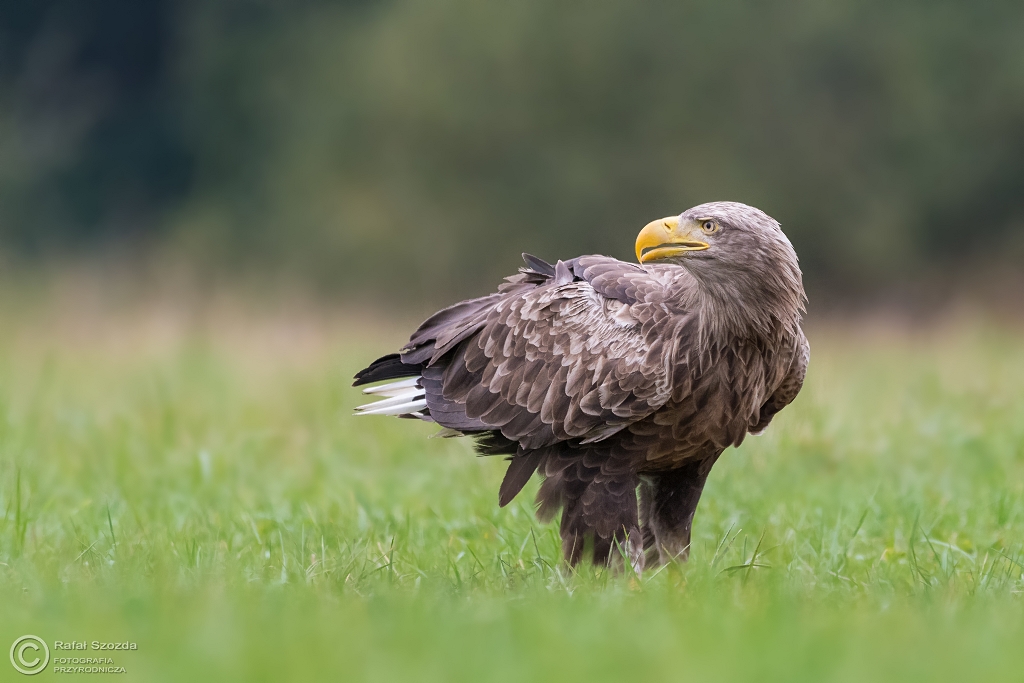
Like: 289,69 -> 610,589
675,262 -> 805,347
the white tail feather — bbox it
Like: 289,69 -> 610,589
355,388 -> 425,412
361,377 -> 420,396
354,398 -> 428,416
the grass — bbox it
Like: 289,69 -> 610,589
1,295 -> 1023,682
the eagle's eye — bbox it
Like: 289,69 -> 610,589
700,220 -> 719,234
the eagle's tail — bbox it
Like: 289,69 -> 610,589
353,354 -> 428,418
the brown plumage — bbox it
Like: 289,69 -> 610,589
354,202 -> 808,572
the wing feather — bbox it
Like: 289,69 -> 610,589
401,255 -> 694,449
750,329 -> 809,435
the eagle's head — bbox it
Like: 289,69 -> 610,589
635,201 -> 805,329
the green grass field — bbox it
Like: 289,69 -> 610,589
1,298 -> 1023,682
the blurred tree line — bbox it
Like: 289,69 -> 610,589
2,0 -> 1023,305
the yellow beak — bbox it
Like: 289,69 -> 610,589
635,217 -> 709,263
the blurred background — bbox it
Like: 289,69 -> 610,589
6,5 -> 1024,678
2,0 -> 1024,311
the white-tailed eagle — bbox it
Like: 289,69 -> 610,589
354,202 -> 808,571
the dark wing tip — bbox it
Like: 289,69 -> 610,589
352,353 -> 420,386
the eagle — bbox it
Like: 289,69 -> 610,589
354,202 -> 807,572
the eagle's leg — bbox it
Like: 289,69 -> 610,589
640,456 -> 718,566
540,467 -> 643,573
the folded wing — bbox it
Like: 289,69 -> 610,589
390,255 -> 695,451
